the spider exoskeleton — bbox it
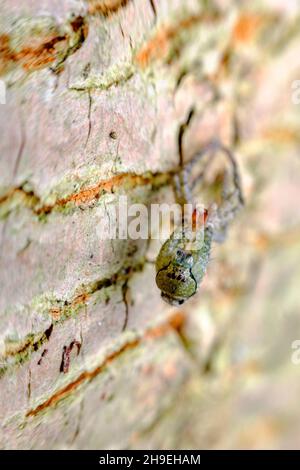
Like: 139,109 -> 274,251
155,109 -> 244,306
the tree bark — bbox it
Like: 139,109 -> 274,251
1,0 -> 300,449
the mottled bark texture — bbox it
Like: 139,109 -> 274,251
1,0 -> 300,449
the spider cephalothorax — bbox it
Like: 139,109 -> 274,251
156,223 -> 213,305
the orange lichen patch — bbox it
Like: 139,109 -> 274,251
49,292 -> 91,321
135,13 -> 218,68
35,172 -> 168,215
0,34 -> 13,58
0,34 -> 15,74
87,0 -> 131,16
72,292 -> 90,306
0,32 -> 68,73
48,307 -> 61,321
16,35 -> 68,71
0,17 -> 87,75
232,13 -> 263,44
26,311 -> 186,417
1,171 -> 172,218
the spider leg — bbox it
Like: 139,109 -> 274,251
174,105 -> 244,241
190,148 -> 217,191
174,108 -> 196,209
173,170 -> 193,207
218,143 -> 244,207
183,138 -> 244,240
183,138 -> 244,204
182,138 -> 222,193
208,141 -> 244,240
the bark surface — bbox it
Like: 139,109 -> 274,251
1,0 -> 300,449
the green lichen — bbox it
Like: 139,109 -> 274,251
0,257 -> 147,376
40,164 -> 108,205
69,62 -> 135,91
0,189 -> 38,220
0,327 -> 51,376
9,16 -> 60,52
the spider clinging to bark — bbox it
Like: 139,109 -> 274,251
155,109 -> 244,306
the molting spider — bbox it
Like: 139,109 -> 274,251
155,109 -> 244,306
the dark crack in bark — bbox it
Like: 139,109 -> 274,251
148,0 -> 157,21
121,279 -> 130,331
25,312 -> 186,417
84,90 -> 93,148
0,259 -> 146,377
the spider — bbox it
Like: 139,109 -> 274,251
155,109 -> 244,306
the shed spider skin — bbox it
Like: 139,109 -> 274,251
156,111 -> 244,305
